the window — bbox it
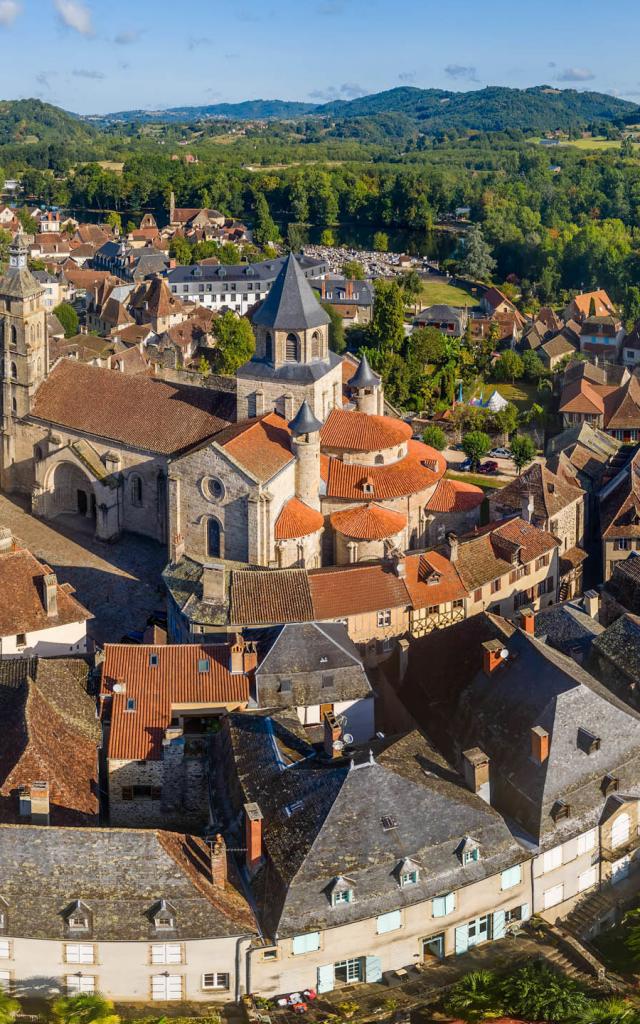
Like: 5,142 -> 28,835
206,477 -> 224,502
335,958 -> 362,984
65,944 -> 94,964
332,889 -> 352,906
151,943 -> 182,965
428,604 -> 439,615
151,974 -> 183,1001
467,914 -> 491,944
66,976 -> 95,994
67,912 -> 90,932
543,883 -> 564,909
15,634 -> 26,649
491,578 -> 500,594
264,332 -> 273,361
542,847 -> 563,873
400,870 -> 418,887
125,698 -> 136,712
202,973 -> 229,990
432,893 -> 456,918
285,333 -> 299,361
501,865 -> 522,890
292,932 -> 320,955
153,904 -> 176,931
577,829 -> 597,856
322,674 -> 334,689
0,942 -> 8,960
311,331 -> 321,358
130,474 -> 143,507
453,599 -> 464,609
578,866 -> 598,892
474,588 -> 483,602
149,653 -> 159,667
463,847 -> 480,866
377,609 -> 391,628
611,813 -> 630,850
207,517 -> 221,558
377,910 -> 401,934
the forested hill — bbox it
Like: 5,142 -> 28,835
0,99 -> 95,145
98,85 -> 640,132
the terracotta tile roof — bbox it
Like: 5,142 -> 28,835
559,377 -> 606,415
109,346 -> 150,376
490,463 -> 583,521
230,569 -> 314,626
601,452 -> 640,538
309,562 -> 410,619
426,478 -> 484,514
560,545 -> 588,572
330,502 -> 406,540
0,658 -> 98,825
31,359 -> 234,455
570,289 -> 615,318
101,644 -> 250,761
483,286 -> 515,311
605,374 -> 640,430
324,440 -> 445,500
404,549 -> 468,608
217,412 -> 294,482
321,407 -> 412,452
455,517 -> 559,591
275,498 -> 324,540
0,545 -> 91,637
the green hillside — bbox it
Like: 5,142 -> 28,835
0,98 -> 96,146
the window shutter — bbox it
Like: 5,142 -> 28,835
501,864 -> 522,890
493,909 -> 506,940
317,964 -> 335,993
377,910 -> 401,934
455,924 -> 469,955
365,955 -> 382,983
292,932 -> 320,955
445,892 -> 456,914
521,902 -> 530,921
431,896 -> 446,918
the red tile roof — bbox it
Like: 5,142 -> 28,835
101,644 -> 250,761
404,549 -> 468,608
218,412 -> 294,482
559,378 -> 606,415
230,569 -> 314,626
426,478 -> 484,514
0,545 -> 91,637
324,440 -> 445,500
330,502 -> 406,540
309,562 -> 410,619
31,359 -> 233,455
321,407 -> 412,452
275,498 -> 324,540
455,517 -> 559,590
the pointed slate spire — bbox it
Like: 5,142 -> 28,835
253,253 -> 330,332
288,399 -> 323,436
347,353 -> 380,389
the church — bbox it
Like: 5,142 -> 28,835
0,239 -> 449,567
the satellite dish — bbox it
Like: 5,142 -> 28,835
343,733 -> 354,745
499,648 -> 509,660
113,683 -> 125,693
332,739 -> 345,752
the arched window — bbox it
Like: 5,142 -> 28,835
9,325 -> 17,348
11,397 -> 16,414
10,362 -> 17,380
375,454 -> 384,465
264,331 -> 273,362
311,330 -> 321,358
130,474 -> 143,507
612,813 -> 630,849
285,333 -> 299,362
207,518 -> 221,558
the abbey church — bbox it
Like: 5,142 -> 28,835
0,238 -> 451,569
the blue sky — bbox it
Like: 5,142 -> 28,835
2,0 -> 640,114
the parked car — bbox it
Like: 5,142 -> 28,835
489,447 -> 512,459
479,460 -> 499,475
457,459 -> 473,472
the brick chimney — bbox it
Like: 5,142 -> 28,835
519,608 -> 535,635
583,589 -> 599,620
202,563 -> 225,603
230,634 -> 246,675
324,710 -> 342,758
462,748 -> 490,802
521,492 -> 535,523
242,640 -> 258,674
447,532 -> 459,564
531,725 -> 549,765
0,527 -> 12,553
482,639 -> 507,676
210,833 -> 227,888
43,573 -> 58,618
22,781 -> 50,825
244,802 -> 263,874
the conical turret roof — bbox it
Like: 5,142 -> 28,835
289,399 -> 323,436
253,254 -> 330,332
347,353 -> 380,389
0,233 -> 42,300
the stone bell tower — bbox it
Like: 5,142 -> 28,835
288,399 -> 323,511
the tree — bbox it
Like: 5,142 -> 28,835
494,349 -> 524,383
320,228 -> 336,246
169,235 -> 193,265
373,230 -> 389,252
444,970 -> 503,1023
321,301 -> 346,353
399,269 -> 423,310
342,259 -> 365,280
0,989 -> 18,1024
0,228 -> 11,264
197,354 -> 211,377
368,279 -> 405,352
422,424 -> 447,450
500,962 -> 590,1023
253,192 -> 281,247
510,433 -> 537,474
213,311 -> 255,374
17,206 -> 37,235
52,993 -> 119,1024
490,402 -> 518,440
460,224 -> 496,281
522,349 -> 546,383
106,210 -> 122,232
287,222 -> 308,252
462,430 -> 491,468
53,302 -> 79,338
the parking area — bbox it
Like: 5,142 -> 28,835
442,445 -> 517,480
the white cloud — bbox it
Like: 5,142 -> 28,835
54,0 -> 93,36
0,1 -> 21,26
556,67 -> 595,82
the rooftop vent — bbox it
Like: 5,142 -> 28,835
279,678 -> 292,693
602,774 -> 619,795
149,653 -> 159,668
577,728 -> 600,754
125,698 -> 136,712
381,815 -> 397,831
551,800 -> 571,821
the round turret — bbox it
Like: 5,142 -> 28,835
289,400 -> 322,511
347,354 -> 383,414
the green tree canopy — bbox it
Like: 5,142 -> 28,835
320,228 -> 336,246
52,993 -> 119,1024
422,424 -> 447,450
213,311 -> 255,374
494,349 -> 524,382
253,192 -> 281,247
510,433 -> 537,473
368,279 -> 405,352
522,349 -> 546,382
321,300 -> 346,353
342,259 -> 365,280
462,429 -> 491,468
460,224 -> 496,281
373,230 -> 389,252
53,301 -> 79,338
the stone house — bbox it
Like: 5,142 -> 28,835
404,548 -> 468,637
424,478 -> 484,546
413,304 -> 469,336
599,449 -> 640,580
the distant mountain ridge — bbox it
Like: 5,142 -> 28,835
98,85 -> 640,132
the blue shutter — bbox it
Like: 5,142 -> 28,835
445,892 -> 456,914
455,924 -> 469,955
432,896 -> 446,918
501,865 -> 522,890
492,909 -> 506,940
377,910 -> 401,933
521,902 -> 530,921
365,955 -> 382,983
317,964 -> 335,993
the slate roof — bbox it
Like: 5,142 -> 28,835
223,716 -> 527,938
534,599 -> 604,659
168,253 -> 324,286
600,451 -> 640,539
347,353 -> 379,389
489,463 -> 583,523
603,551 -> 640,616
546,422 -> 622,487
252,253 -> 330,332
254,621 -> 372,710
0,825 -> 254,940
31,359 -> 234,455
0,544 -> 91,637
454,517 -> 559,591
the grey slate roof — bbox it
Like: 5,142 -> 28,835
236,348 -> 341,385
222,716 -> 528,938
252,253 -> 330,332
254,621 -> 372,710
168,253 -> 324,286
602,551 -> 640,616
289,399 -> 323,436
0,825 -> 254,940
347,352 -> 380,390
589,613 -> 640,692
534,599 -> 604,660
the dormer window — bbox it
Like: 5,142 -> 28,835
602,774 -> 619,795
328,876 -> 354,907
65,901 -> 91,932
577,728 -> 600,754
401,870 -> 418,886
458,837 -> 481,865
398,858 -> 420,887
332,889 -> 352,906
152,900 -> 176,931
551,800 -> 571,821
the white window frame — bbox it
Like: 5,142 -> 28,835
202,972 -> 229,991
542,846 -> 562,873
376,609 -> 391,628
577,828 -> 597,856
400,870 -> 418,887
66,975 -> 96,994
578,866 -> 598,892
65,944 -> 94,964
332,889 -> 352,906
0,941 -> 8,961
150,942 -> 183,965
543,883 -> 564,909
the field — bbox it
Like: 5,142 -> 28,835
445,469 -> 505,491
530,136 -> 640,152
471,379 -> 551,413
418,280 -> 477,307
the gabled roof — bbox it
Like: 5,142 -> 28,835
252,253 -> 330,332
454,517 -> 559,591
0,544 -> 91,638
490,463 -> 583,522
568,289 -> 616,318
216,412 -> 294,482
601,451 -> 640,539
403,548 -> 468,608
230,569 -> 315,627
309,562 -> 410,619
605,374 -> 640,430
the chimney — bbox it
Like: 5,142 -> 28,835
520,608 -> 535,636
30,781 -> 50,825
210,833 -> 227,888
202,563 -> 225,603
229,634 -> 246,675
462,748 -> 490,803
324,710 -> 342,759
392,550 -> 406,578
243,640 -> 258,674
0,527 -> 12,553
244,802 -> 263,874
521,492 -> 535,523
482,639 -> 507,676
447,532 -> 459,564
397,637 -> 410,679
531,725 -> 549,765
43,573 -> 58,618
583,589 -> 599,621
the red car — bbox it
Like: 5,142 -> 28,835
479,460 -> 499,474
